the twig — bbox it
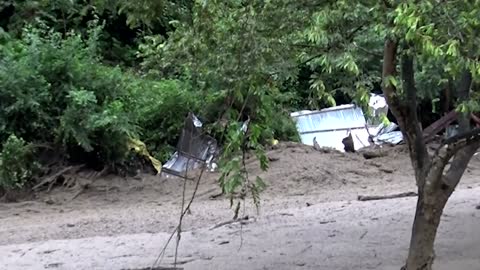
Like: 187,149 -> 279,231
209,193 -> 223,199
239,201 -> 246,251
357,191 -> 417,201
174,160 -> 189,267
239,134 -> 250,250
196,188 -> 218,198
151,166 -> 205,268
172,258 -> 196,265
210,216 -> 250,230
319,220 -> 336,225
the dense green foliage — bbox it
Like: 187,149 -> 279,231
1,0 -> 478,194
0,1 -> 300,192
0,134 -> 38,190
1,25 -> 136,161
1,0 -> 480,268
0,23 -> 201,186
1,0 -> 477,189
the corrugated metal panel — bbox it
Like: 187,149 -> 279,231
291,105 -> 366,133
375,131 -> 403,145
371,122 -> 404,145
291,105 -> 370,151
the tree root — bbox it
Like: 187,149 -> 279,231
32,165 -> 85,191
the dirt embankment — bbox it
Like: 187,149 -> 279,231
1,142 -> 480,270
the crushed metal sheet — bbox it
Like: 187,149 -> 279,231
372,122 -> 403,145
162,113 -> 218,178
375,131 -> 403,145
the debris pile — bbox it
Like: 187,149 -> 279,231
290,94 -> 403,152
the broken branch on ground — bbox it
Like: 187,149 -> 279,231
357,191 -> 417,201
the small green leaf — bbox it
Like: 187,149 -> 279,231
385,76 -> 399,88
431,98 -> 440,113
326,94 -> 336,107
255,176 -> 267,191
380,114 -> 390,126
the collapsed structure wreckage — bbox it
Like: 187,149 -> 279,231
161,94 -> 469,177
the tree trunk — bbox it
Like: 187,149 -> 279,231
403,144 -> 480,270
381,39 -> 479,270
403,190 -> 447,270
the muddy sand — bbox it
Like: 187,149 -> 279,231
1,142 -> 479,270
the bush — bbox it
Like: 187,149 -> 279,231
0,25 -> 139,166
256,91 -> 301,144
0,22 -> 300,192
0,23 -> 201,179
132,79 -> 201,161
0,134 -> 38,190
268,112 -> 300,142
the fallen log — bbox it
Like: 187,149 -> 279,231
357,191 -> 417,201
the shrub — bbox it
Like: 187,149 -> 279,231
0,23 -> 202,179
0,22 -> 300,192
132,79 -> 200,161
0,24 -> 139,166
0,134 -> 38,190
268,112 -> 300,142
255,91 -> 301,144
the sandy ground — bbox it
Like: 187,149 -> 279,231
1,142 -> 480,270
